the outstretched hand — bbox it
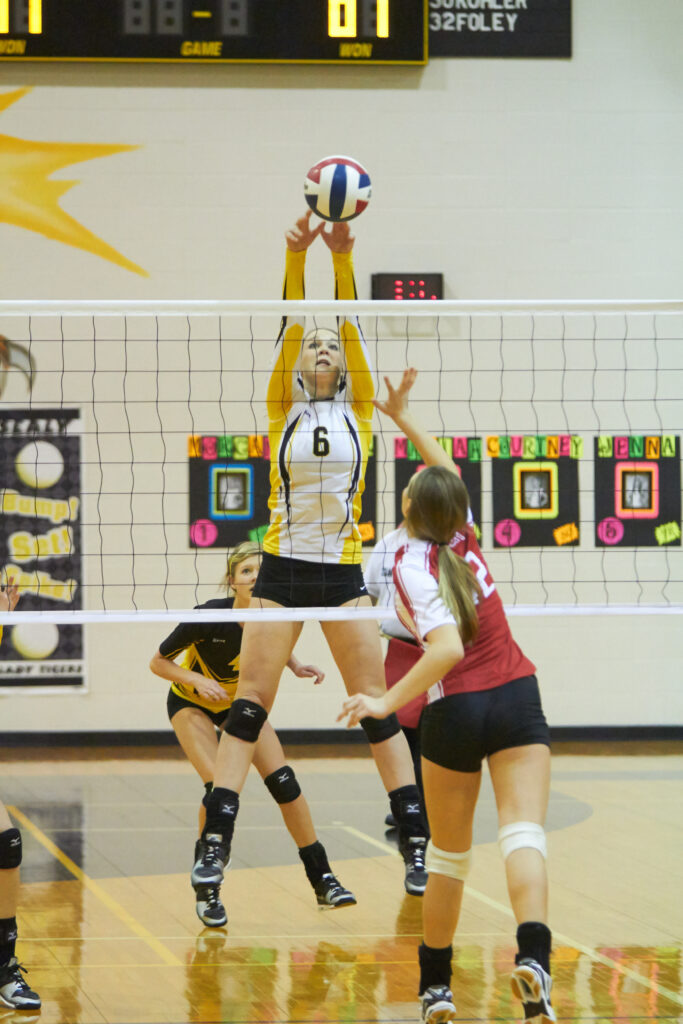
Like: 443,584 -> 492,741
292,662 -> 325,686
337,692 -> 389,729
285,210 -> 324,252
373,367 -> 418,422
0,578 -> 19,613
319,221 -> 355,254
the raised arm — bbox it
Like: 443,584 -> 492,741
267,212 -> 324,415
374,368 -> 457,472
320,222 -> 374,415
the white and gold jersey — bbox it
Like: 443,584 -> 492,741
262,248 -> 374,565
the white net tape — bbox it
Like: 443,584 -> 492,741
1,299 -> 681,624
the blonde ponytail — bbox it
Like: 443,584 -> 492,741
437,547 -> 480,645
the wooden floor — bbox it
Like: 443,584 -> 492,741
2,740 -> 682,1024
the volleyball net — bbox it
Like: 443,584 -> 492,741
0,298 -> 681,626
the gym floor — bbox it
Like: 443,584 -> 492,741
2,740 -> 682,1024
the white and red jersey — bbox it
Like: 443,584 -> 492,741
392,527 -> 535,700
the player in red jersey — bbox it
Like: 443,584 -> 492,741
339,369 -> 555,1024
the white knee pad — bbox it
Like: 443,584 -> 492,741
425,842 -> 472,881
498,821 -> 547,861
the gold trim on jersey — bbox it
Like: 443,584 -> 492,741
262,247 -> 373,565
169,644 -> 238,713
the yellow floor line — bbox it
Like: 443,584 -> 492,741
8,805 -> 182,967
340,824 -> 683,1008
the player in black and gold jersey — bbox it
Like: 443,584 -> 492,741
150,543 -> 355,928
0,580 -> 41,1011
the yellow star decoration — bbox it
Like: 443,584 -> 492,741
0,87 -> 148,276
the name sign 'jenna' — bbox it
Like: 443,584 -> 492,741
594,435 -> 681,548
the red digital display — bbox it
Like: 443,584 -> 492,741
372,273 -> 443,301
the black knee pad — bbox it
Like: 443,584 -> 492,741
264,765 -> 302,805
225,699 -> 268,742
202,781 -> 213,804
0,828 -> 21,869
360,712 -> 402,744
203,787 -> 240,840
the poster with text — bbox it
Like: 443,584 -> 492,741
189,431 -> 378,548
490,433 -> 581,548
0,409 -> 85,690
594,435 -> 681,548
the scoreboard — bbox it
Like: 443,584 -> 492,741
0,0 -> 427,64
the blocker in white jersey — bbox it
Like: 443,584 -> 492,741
261,229 -> 374,566
192,218 -> 430,910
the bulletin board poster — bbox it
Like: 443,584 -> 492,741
491,434 -> 581,548
594,435 -> 681,548
189,432 -> 379,548
0,409 -> 85,690
393,436 -> 482,537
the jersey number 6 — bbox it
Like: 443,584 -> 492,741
313,426 -> 330,457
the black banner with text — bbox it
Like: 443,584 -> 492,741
0,409 -> 85,690
429,0 -> 571,58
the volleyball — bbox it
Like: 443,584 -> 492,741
303,155 -> 371,222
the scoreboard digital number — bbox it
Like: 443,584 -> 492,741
0,0 -> 427,64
